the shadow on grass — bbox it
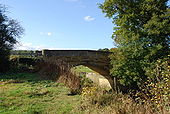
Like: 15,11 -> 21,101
0,73 -> 59,85
0,73 -> 39,82
0,72 -> 80,96
0,72 -> 67,89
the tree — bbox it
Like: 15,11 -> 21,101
0,5 -> 24,73
99,0 -> 170,91
98,48 -> 110,52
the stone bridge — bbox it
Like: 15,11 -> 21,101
41,50 -> 111,77
11,49 -> 116,89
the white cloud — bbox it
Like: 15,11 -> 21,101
84,16 -> 95,21
47,32 -> 52,36
40,32 -> 53,36
14,42 -> 45,50
14,42 -> 75,50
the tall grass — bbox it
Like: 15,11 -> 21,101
37,58 -> 81,94
35,57 -> 169,114
74,85 -> 170,114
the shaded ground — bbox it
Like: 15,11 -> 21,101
0,73 -> 80,114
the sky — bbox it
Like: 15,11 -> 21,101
0,0 -> 115,50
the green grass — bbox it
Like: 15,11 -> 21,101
0,73 -> 80,114
72,65 -> 94,73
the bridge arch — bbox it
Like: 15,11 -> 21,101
42,50 -> 114,89
42,50 -> 111,75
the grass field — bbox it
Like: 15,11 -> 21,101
0,73 -> 80,114
72,65 -> 94,73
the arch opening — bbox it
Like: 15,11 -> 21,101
71,65 -> 112,89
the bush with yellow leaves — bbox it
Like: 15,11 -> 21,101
81,86 -> 98,98
136,57 -> 170,113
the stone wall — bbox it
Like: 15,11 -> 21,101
86,72 -> 112,89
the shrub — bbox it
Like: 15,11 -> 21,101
79,74 -> 94,88
134,57 -> 170,113
77,73 -> 170,114
0,50 -> 10,73
9,56 -> 42,72
76,86 -> 153,114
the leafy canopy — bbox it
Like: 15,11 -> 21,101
0,5 -> 24,72
99,0 -> 170,89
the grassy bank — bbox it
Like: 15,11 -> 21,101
0,73 -> 80,114
1,68 -> 169,114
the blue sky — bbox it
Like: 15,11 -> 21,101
0,0 -> 114,50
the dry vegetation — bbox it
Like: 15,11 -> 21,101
36,58 -> 170,114
74,86 -> 170,114
37,58 -> 82,95
2,56 -> 169,114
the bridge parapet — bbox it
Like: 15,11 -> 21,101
42,50 -> 110,57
